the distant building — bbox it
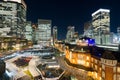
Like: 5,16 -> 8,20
84,21 -> 92,38
110,32 -> 115,43
66,26 -> 75,42
37,19 -> 52,46
73,32 -> 79,39
117,27 -> 120,34
32,24 -> 37,44
25,21 -> 32,41
109,27 -> 120,44
0,0 -> 26,38
53,26 -> 57,45
110,32 -> 120,44
117,27 -> 120,43
92,9 -> 110,45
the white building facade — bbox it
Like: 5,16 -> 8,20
92,9 -> 110,45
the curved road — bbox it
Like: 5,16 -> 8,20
57,56 -> 88,80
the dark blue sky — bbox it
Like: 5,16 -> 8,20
25,0 -> 120,39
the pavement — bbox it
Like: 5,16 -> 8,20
28,56 -> 42,78
5,53 -> 41,80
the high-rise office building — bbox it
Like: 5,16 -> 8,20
117,27 -> 120,34
32,24 -> 37,44
37,19 -> 52,46
92,8 -> 110,44
0,0 -> 26,38
66,26 -> 75,42
83,21 -> 92,38
117,27 -> 120,43
25,21 -> 32,41
53,26 -> 57,45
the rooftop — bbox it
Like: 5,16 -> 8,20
92,8 -> 110,16
66,43 -> 120,62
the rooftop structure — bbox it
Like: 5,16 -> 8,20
92,8 -> 110,16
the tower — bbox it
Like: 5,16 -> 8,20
66,26 -> 75,42
37,19 -> 52,46
53,26 -> 57,45
92,9 -> 110,45
25,21 -> 33,41
0,0 -> 26,38
84,21 -> 92,38
117,27 -> 120,43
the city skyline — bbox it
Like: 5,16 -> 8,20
0,1 -> 120,80
25,0 -> 120,39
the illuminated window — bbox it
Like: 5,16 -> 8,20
91,58 -> 93,62
70,51 -> 72,59
91,63 -> 93,68
102,64 -> 105,70
78,60 -> 85,65
95,65 -> 97,70
78,54 -> 83,59
99,68 -> 101,71
86,62 -> 89,67
113,67 -> 116,73
102,71 -> 105,78
114,74 -> 116,80
86,56 -> 89,60
95,59 -> 97,64
117,67 -> 120,73
72,59 -> 75,63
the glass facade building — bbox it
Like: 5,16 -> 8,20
66,26 -> 75,42
0,0 -> 26,38
84,21 -> 92,38
25,21 -> 32,41
92,9 -> 110,45
53,26 -> 57,45
37,19 -> 52,46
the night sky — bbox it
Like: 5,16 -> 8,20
25,0 -> 120,39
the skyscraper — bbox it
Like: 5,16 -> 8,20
117,27 -> 120,43
83,21 -> 92,38
37,19 -> 52,46
66,26 -> 75,42
117,27 -> 120,34
25,21 -> 32,41
32,24 -> 37,44
0,0 -> 26,38
92,8 -> 110,44
53,26 -> 57,45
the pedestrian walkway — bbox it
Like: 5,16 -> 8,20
57,56 -> 88,80
29,56 -> 41,78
